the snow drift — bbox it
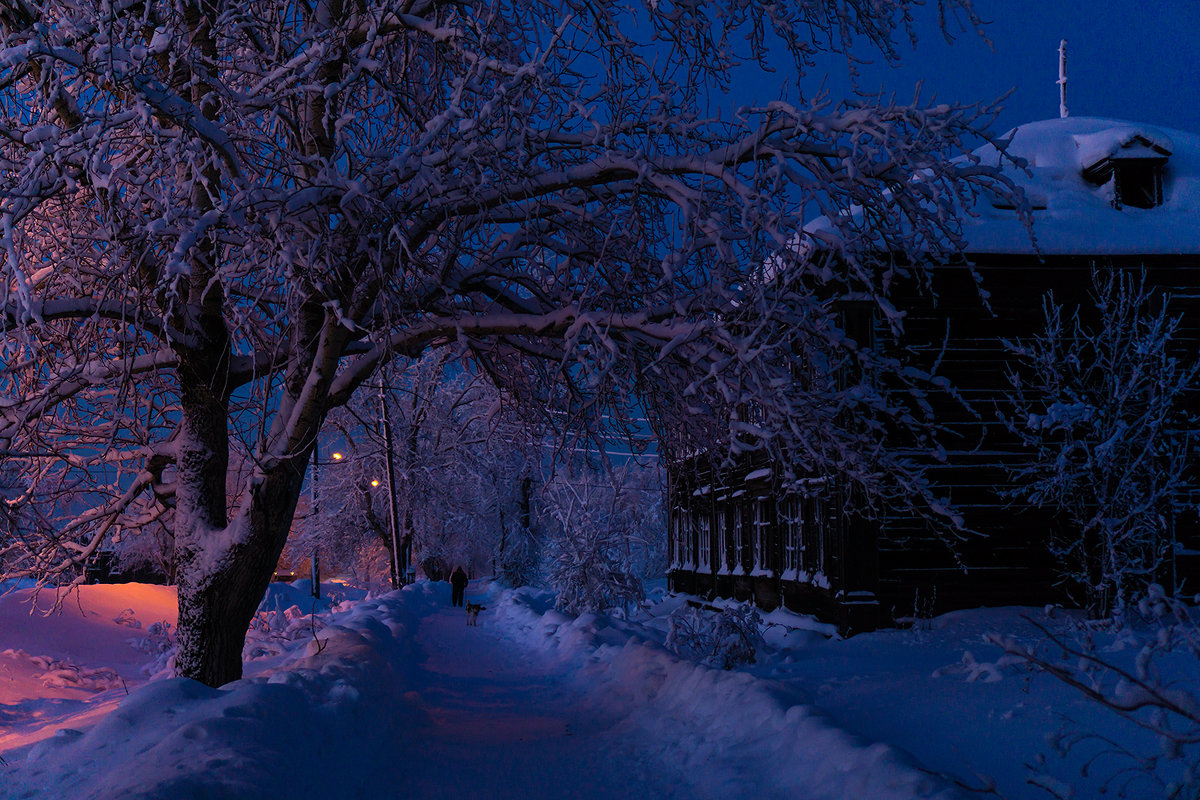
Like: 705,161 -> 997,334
491,587 -> 961,800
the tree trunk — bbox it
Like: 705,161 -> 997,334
176,554 -> 269,688
358,486 -> 397,588
175,459 -> 309,686
172,286 -> 239,684
1082,525 -> 1110,619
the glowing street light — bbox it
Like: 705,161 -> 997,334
370,479 -> 380,488
331,452 -> 344,461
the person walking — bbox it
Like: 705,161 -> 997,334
450,566 -> 468,607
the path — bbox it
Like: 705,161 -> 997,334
396,598 -> 700,800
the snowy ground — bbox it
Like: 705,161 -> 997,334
0,581 -> 178,755
0,580 -> 1178,799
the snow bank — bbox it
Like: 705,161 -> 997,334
0,584 -> 182,756
491,587 -> 963,800
3,583 -> 441,800
0,583 -> 177,678
255,579 -> 367,616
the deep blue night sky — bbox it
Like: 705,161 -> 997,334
731,0 -> 1200,138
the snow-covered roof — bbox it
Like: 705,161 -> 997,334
809,117 -> 1200,256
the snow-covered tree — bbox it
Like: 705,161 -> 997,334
107,516 -> 178,584
1003,271 -> 1198,618
541,462 -> 662,614
492,468 -> 540,588
284,444 -> 393,589
0,0 -> 1009,686
380,353 -> 525,580
298,353 -> 661,594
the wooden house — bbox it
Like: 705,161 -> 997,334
667,117 -> 1200,632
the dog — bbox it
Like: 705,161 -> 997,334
465,602 -> 486,626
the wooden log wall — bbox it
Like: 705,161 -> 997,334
668,254 -> 1200,631
874,255 -> 1200,617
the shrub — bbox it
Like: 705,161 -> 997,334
666,602 -> 763,670
545,523 -> 644,615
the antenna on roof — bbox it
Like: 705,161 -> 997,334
1058,39 -> 1069,119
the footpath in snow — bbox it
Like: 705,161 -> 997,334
398,593 -> 695,799
2,581 -> 957,800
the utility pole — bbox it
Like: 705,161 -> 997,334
380,372 -> 404,588
310,442 -> 321,599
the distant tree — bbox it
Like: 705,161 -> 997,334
381,353 -> 519,580
0,0 -> 1009,686
296,351 -> 539,586
284,445 -> 392,589
108,516 -> 178,584
1003,271 -> 1197,618
492,467 -> 541,588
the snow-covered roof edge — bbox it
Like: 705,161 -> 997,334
805,117 -> 1200,257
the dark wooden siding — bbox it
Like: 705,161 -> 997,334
873,255 -> 1200,617
669,254 -> 1200,632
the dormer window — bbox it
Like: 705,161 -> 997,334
1080,134 -> 1171,209
1113,158 -> 1165,208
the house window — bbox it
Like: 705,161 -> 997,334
674,507 -> 694,569
697,513 -> 712,574
1081,142 -> 1169,211
732,507 -> 748,574
781,495 -> 801,576
803,495 -> 826,574
669,509 -> 684,568
1114,160 -> 1164,209
752,498 -> 770,574
715,506 -> 728,574
841,302 -> 875,351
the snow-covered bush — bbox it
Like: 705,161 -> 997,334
1003,270 -> 1198,618
989,586 -> 1200,797
30,656 -> 124,693
545,525 -> 644,615
541,469 -> 660,615
666,602 -> 764,670
243,606 -> 330,662
133,621 -> 177,679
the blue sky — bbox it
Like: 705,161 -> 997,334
733,0 -> 1200,137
